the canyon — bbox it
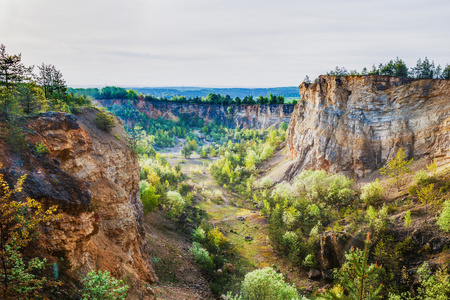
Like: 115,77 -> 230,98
96,99 -> 294,129
285,75 -> 450,179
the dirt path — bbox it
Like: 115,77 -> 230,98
160,149 -> 313,288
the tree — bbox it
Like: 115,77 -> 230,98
380,149 -> 413,191
442,64 -> 450,79
17,83 -> 47,115
0,164 -> 60,299
393,57 -> 409,77
181,143 -> 192,158
417,184 -> 437,223
437,201 -> 450,232
37,63 -> 66,100
0,44 -> 33,120
321,234 -> 383,300
95,111 -> 116,132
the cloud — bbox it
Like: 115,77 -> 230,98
1,0 -> 449,87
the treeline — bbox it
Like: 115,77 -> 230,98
307,57 -> 450,81
69,86 -> 287,105
0,44 -> 91,121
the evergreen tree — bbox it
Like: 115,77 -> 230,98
380,148 -> 413,191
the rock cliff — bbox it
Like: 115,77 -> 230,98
286,75 -> 450,179
0,108 -> 156,299
96,99 -> 294,129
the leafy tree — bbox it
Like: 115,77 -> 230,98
0,165 -> 60,299
380,149 -> 413,191
81,270 -> 129,300
181,143 -> 192,158
417,184 -> 437,222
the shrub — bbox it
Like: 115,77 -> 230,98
437,201 -> 450,232
302,253 -> 318,269
241,267 -> 300,300
81,270 -> 129,300
192,227 -> 206,243
164,191 -> 185,218
6,125 -> 27,152
140,182 -> 160,214
414,169 -> 429,184
94,111 -> 115,132
189,243 -> 214,271
35,141 -> 49,155
360,179 -> 384,205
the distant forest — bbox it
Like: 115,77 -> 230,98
68,86 -> 294,105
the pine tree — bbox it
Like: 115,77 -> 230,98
380,149 -> 413,191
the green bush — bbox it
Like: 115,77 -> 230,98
192,227 -> 206,243
164,191 -> 185,218
360,179 -> 384,205
437,201 -> 450,232
140,181 -> 160,214
241,267 -> 300,300
94,111 -> 115,132
188,242 -> 214,271
81,270 -> 129,300
6,125 -> 28,152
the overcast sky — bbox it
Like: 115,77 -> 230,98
1,0 -> 449,87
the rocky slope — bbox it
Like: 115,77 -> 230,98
96,99 -> 294,129
286,75 -> 450,179
0,108 -> 156,299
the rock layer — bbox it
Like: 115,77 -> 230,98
286,75 -> 450,179
96,99 -> 294,129
0,108 -> 155,299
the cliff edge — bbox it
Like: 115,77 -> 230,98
286,75 -> 450,179
0,108 -> 156,299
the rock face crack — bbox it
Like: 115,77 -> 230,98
286,75 -> 450,179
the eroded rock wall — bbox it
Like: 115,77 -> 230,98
0,108 -> 155,299
286,75 -> 450,179
96,99 -> 294,129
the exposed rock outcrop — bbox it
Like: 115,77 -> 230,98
96,99 -> 294,129
286,75 -> 450,179
0,108 -> 155,299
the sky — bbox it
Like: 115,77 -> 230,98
1,0 -> 449,87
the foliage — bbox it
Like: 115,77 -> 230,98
380,149 -> 413,191
164,191 -> 185,218
94,111 -> 116,132
81,270 -> 129,300
240,267 -> 300,300
426,159 -> 438,175
192,227 -> 206,243
181,143 -> 193,158
360,179 -> 384,206
416,184 -> 437,222
139,181 -> 160,214
188,242 -> 214,271
365,205 -> 389,236
0,164 -> 60,299
437,200 -> 450,232
322,234 -> 383,300
34,141 -> 48,155
5,125 -> 28,152
325,57 -> 450,79
404,210 -> 412,228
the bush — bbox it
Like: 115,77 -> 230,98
360,179 -> 384,205
6,125 -> 28,152
192,227 -> 206,243
241,267 -> 300,300
189,243 -> 214,271
94,111 -> 115,132
81,270 -> 129,300
140,181 -> 160,214
437,201 -> 450,232
164,191 -> 185,218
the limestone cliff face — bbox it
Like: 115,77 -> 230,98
286,75 -> 450,179
0,108 -> 155,299
96,99 -> 294,129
